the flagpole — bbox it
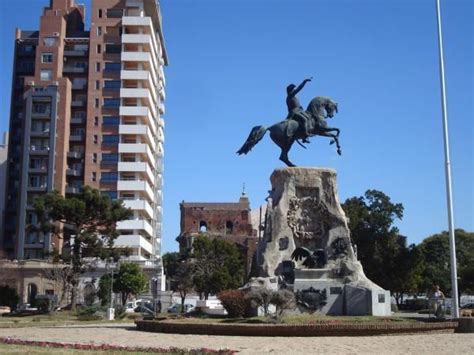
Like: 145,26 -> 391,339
435,0 -> 459,319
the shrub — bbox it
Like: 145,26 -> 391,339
0,286 -> 20,309
245,288 -> 273,316
271,289 -> 296,319
218,290 -> 250,318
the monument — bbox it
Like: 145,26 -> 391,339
237,79 -> 391,316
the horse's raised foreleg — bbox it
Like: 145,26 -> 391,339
318,131 -> 342,155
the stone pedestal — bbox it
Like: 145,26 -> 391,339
255,168 -> 391,316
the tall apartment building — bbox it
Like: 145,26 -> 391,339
1,0 -> 167,274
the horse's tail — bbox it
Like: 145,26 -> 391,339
237,125 -> 267,155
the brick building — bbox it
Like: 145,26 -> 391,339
1,0 -> 167,274
177,194 -> 259,276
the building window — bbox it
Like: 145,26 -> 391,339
92,153 -> 98,163
102,153 -> 119,163
104,80 -> 121,90
95,98 -> 99,108
94,116 -> 99,126
226,221 -> 234,234
40,70 -> 52,81
105,44 -> 121,54
104,62 -> 121,71
93,135 -> 98,145
98,9 -> 103,18
95,80 -> 100,90
102,135 -> 119,145
41,53 -> 53,63
92,172 -> 97,182
103,98 -> 120,108
103,116 -> 120,125
97,44 -> 101,54
43,37 -> 56,47
96,62 -> 101,72
97,26 -> 102,36
106,8 -> 123,18
101,172 -> 118,183
199,221 -> 207,233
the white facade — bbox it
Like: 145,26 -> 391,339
114,0 -> 166,266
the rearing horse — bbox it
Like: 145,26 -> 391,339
237,96 -> 341,167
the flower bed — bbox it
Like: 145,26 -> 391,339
0,336 -> 236,354
136,319 -> 458,337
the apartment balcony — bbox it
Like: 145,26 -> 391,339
63,66 -> 87,73
158,117 -> 164,128
72,83 -> 87,90
118,143 -> 155,167
120,88 -> 155,107
114,234 -> 154,255
30,130 -> 50,137
122,16 -> 152,27
66,168 -> 83,177
29,147 -> 50,155
119,106 -> 156,134
117,180 -> 154,201
27,185 -> 47,192
118,162 -> 154,182
70,133 -> 85,142
70,117 -> 86,124
28,166 -> 48,173
116,219 -> 154,238
24,243 -> 45,249
123,199 -> 154,219
66,186 -> 81,194
64,50 -> 88,56
71,100 -> 86,107
122,34 -> 159,62
121,52 -> 158,85
67,151 -> 84,159
118,124 -> 155,150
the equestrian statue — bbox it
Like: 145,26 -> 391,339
237,77 -> 341,167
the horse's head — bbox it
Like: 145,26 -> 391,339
307,96 -> 339,119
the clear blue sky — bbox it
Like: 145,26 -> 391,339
0,0 -> 472,254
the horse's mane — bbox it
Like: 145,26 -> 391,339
306,96 -> 334,118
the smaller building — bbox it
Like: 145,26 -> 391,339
177,193 -> 258,276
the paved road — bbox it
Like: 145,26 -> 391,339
1,324 -> 473,354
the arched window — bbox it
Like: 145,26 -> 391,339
199,221 -> 207,232
226,221 -> 233,234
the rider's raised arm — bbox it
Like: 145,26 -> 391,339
290,78 -> 312,97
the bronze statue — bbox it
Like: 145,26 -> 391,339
237,80 -> 341,167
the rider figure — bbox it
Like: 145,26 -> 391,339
286,77 -> 313,143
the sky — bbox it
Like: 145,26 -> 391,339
0,0 -> 472,254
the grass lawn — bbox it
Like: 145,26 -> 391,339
0,311 -> 140,328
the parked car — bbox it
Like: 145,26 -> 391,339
461,303 -> 474,309
0,306 -> 11,315
125,299 -> 142,313
167,303 -> 194,314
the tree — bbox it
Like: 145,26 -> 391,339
98,273 -> 113,306
191,235 -> 245,300
163,252 -> 194,312
114,263 -> 148,305
0,285 -> 20,309
342,189 -> 423,302
418,229 -> 474,296
245,288 -> 273,316
34,186 -> 132,310
270,289 -> 296,320
42,263 -> 75,307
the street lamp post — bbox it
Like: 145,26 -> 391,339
106,259 -> 115,320
435,0 -> 459,319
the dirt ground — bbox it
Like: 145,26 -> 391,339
1,323 -> 473,354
